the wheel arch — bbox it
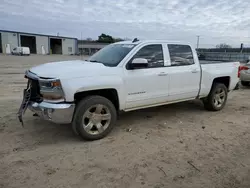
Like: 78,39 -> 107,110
212,76 -> 230,91
74,88 -> 120,111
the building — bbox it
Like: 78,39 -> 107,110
0,30 -> 77,55
78,40 -> 108,55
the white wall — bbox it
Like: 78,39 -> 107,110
62,38 -> 76,55
36,36 -> 48,54
0,32 -> 18,53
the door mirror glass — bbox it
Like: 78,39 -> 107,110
132,58 -> 148,64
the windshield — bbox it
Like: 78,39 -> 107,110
88,44 -> 136,67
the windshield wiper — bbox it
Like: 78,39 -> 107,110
89,60 -> 103,64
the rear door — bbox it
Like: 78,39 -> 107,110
166,44 -> 200,101
124,44 -> 170,109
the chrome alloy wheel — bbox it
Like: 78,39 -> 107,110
213,87 -> 226,108
82,104 -> 111,135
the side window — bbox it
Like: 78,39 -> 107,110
131,44 -> 164,68
168,44 -> 194,66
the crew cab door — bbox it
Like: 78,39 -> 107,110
123,44 -> 170,109
166,44 -> 200,101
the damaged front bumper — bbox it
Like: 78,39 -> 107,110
17,71 -> 75,125
18,100 -> 75,125
28,102 -> 75,124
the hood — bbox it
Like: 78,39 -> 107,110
29,60 -> 115,79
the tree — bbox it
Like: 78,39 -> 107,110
216,43 -> 232,49
97,33 -> 114,43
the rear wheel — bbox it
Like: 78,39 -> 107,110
203,83 -> 228,111
241,81 -> 250,86
72,96 -> 117,140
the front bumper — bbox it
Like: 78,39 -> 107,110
28,102 -> 75,124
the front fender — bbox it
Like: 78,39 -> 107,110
60,76 -> 126,109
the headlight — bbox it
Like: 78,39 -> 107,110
39,79 -> 64,102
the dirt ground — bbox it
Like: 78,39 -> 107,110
0,54 -> 250,188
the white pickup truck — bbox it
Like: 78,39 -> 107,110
17,40 -> 240,140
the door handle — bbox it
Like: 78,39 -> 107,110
191,69 -> 199,73
158,72 -> 168,76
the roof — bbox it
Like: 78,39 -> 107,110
0,29 -> 77,40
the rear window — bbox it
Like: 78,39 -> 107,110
168,44 -> 194,66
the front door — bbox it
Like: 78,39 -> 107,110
124,44 -> 169,110
167,44 -> 200,101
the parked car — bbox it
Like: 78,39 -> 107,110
239,62 -> 250,86
12,47 -> 30,56
17,40 -> 240,140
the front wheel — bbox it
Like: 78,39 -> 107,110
72,96 -> 117,140
203,83 -> 228,111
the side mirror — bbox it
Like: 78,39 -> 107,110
130,58 -> 148,69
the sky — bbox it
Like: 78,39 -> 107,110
0,0 -> 250,48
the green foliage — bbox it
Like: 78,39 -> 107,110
97,33 -> 125,43
97,33 -> 114,43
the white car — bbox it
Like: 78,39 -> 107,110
12,47 -> 30,56
239,62 -> 250,86
17,40 -> 240,140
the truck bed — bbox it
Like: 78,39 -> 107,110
199,61 -> 240,97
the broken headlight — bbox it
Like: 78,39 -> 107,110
39,79 -> 64,102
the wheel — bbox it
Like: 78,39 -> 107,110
241,81 -> 249,86
72,96 -> 117,140
203,83 -> 228,111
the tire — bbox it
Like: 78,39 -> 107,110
72,96 -> 117,141
203,83 -> 228,111
241,81 -> 249,86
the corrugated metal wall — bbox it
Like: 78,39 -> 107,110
36,36 -> 49,54
62,38 -> 76,55
0,32 -> 18,53
0,30 -> 77,55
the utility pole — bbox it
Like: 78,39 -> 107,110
196,35 -> 200,49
